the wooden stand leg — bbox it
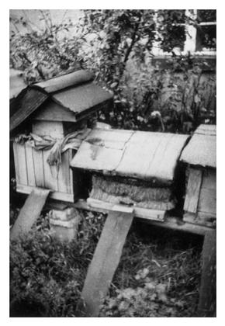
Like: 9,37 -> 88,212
197,229 -> 216,317
77,209 -> 134,317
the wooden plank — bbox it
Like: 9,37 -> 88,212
184,212 -> 215,228
198,188 -> 216,217
25,144 -> 36,187
46,199 -> 211,236
57,149 -> 73,194
32,121 -> 64,139
201,169 -> 216,191
87,198 -> 165,221
43,150 -> 58,191
16,184 -> 74,203
197,230 -> 216,317
10,188 -> 50,240
32,149 -> 45,187
78,210 -> 134,317
184,168 -> 202,214
13,142 -> 28,185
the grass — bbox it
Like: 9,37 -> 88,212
10,206 -> 203,317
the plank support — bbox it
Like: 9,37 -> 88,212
77,209 -> 134,317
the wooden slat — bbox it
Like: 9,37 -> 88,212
25,144 -> 36,187
201,169 -> 216,191
43,150 -> 58,191
10,188 -> 50,240
198,188 -> 216,217
79,210 -> 134,316
13,142 -> 28,185
16,184 -> 74,202
184,168 -> 202,214
32,149 -> 45,187
197,230 -> 216,316
57,150 -> 73,194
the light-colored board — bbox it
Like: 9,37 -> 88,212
184,168 -> 202,214
13,142 -> 28,185
25,144 -> 36,187
17,184 -> 74,202
32,149 -> 45,187
71,129 -> 189,182
183,212 -> 215,228
10,188 -> 50,240
87,198 -> 165,221
43,150 -> 59,191
32,120 -> 64,139
180,125 -> 216,168
33,101 -> 76,122
197,230 -> 216,316
57,149 -> 73,194
198,188 -> 216,217
78,210 -> 134,317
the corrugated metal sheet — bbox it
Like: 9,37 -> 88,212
70,129 -> 189,182
52,82 -> 113,114
10,89 -> 48,131
35,70 -> 94,93
180,124 -> 216,168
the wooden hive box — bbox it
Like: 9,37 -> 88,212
10,70 -> 113,202
70,129 -> 189,221
180,124 -> 216,227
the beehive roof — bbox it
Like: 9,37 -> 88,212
10,70 -> 113,132
70,129 -> 189,183
180,124 -> 216,168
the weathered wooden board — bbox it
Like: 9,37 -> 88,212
78,209 -> 134,317
87,198 -> 165,221
10,188 -> 50,240
184,168 -> 202,214
197,230 -> 216,317
43,151 -> 59,191
180,124 -> 216,168
13,143 -> 28,185
17,184 -> 74,202
13,141 -> 75,202
57,150 -> 74,194
25,144 -> 36,186
71,129 -> 189,182
198,188 -> 216,218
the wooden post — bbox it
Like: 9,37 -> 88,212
77,209 -> 134,317
197,229 -> 216,317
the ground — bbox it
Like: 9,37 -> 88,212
10,193 -> 203,317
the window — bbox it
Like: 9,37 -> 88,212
152,9 -> 216,56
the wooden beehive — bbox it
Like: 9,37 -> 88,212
10,70 -> 113,202
180,124 -> 216,227
70,129 -> 189,221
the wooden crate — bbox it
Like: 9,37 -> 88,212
13,141 -> 75,202
183,167 -> 216,227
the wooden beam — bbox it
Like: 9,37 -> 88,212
45,199 -> 213,236
77,209 -> 134,317
197,229 -> 216,317
10,188 -> 50,240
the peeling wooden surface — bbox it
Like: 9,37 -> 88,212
71,129 -> 189,182
78,209 -> 134,317
10,188 -> 50,240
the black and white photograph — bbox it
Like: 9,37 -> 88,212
8,5 -> 217,319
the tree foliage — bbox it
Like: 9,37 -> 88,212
10,9 -> 216,133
